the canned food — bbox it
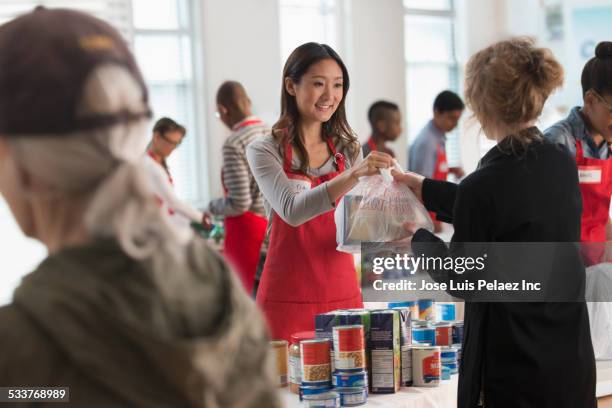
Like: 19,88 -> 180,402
299,384 -> 332,401
290,331 -> 316,393
333,325 -> 366,371
441,365 -> 451,380
301,391 -> 340,407
336,387 -> 368,406
400,344 -> 413,386
436,302 -> 457,321
441,347 -> 458,374
301,339 -> 332,385
418,299 -> 435,321
452,321 -> 464,345
434,323 -> 453,346
332,371 -> 367,388
412,327 -> 435,344
412,345 -> 441,387
270,339 -> 288,387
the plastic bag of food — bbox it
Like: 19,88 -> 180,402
335,162 -> 433,253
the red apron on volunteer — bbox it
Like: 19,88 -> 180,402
575,140 -> 612,264
221,117 -> 268,294
257,137 -> 362,341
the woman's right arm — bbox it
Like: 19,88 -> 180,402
247,141 -> 391,227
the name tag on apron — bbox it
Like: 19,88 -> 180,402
288,178 -> 312,193
578,166 -> 602,184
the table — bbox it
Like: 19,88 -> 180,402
282,375 -> 458,408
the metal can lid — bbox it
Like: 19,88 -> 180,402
334,387 -> 368,393
333,324 -> 363,330
270,339 -> 288,347
303,391 -> 340,401
291,331 -> 316,344
434,322 -> 452,327
411,345 -> 441,351
301,338 -> 331,345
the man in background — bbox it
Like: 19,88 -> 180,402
409,90 -> 465,231
206,81 -> 268,294
363,100 -> 402,158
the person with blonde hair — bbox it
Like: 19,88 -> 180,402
393,38 -> 596,407
0,7 -> 281,408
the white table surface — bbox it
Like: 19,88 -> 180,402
283,361 -> 612,407
282,375 -> 458,408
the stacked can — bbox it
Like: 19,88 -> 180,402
434,322 -> 453,346
332,325 -> 368,406
300,339 -> 333,401
435,302 -> 456,321
452,321 -> 464,345
417,299 -> 435,321
300,391 -> 340,407
411,345 -> 441,387
388,301 -> 419,320
441,346 -> 458,375
412,320 -> 435,345
289,331 -> 316,394
270,340 -> 288,387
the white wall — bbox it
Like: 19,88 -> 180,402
199,0 -> 282,200
455,0 -> 508,174
345,0 -> 408,166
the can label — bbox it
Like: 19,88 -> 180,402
332,372 -> 367,388
412,327 -> 435,344
270,340 -> 288,387
338,387 -> 368,406
423,354 -> 440,383
289,354 -> 301,384
412,347 -> 441,387
418,299 -> 435,321
452,322 -> 464,344
333,326 -> 366,370
435,325 -> 452,346
301,340 -> 331,383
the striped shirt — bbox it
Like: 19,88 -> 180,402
208,116 -> 268,216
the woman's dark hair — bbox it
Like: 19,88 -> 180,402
273,42 -> 358,174
581,41 -> 612,97
153,117 -> 186,137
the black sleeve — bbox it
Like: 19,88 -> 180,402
412,181 -> 492,298
421,178 -> 458,223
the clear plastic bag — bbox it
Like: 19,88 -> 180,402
335,162 -> 434,253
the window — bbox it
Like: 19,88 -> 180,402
132,0 -> 201,205
278,0 -> 338,64
0,0 -> 202,305
404,0 -> 461,166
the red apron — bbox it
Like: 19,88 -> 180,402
575,140 -> 612,264
222,118 -> 268,294
257,138 -> 363,341
367,137 -> 378,153
429,143 -> 449,223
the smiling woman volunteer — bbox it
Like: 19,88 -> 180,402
247,42 -> 392,341
545,41 -> 612,265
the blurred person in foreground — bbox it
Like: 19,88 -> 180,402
0,7 -> 280,408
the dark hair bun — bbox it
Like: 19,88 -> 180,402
595,42 -> 612,59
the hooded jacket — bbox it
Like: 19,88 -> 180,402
0,237 -> 282,408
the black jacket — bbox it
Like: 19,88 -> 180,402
413,129 -> 596,408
